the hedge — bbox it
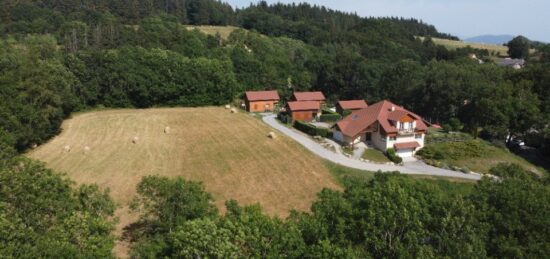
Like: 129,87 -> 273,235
319,114 -> 342,122
322,108 -> 338,115
342,110 -> 353,117
294,121 -> 332,138
385,148 -> 403,164
277,113 -> 292,124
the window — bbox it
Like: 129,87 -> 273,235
415,134 -> 423,139
389,136 -> 397,141
381,135 -> 386,142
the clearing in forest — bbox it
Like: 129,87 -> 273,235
28,107 -> 339,216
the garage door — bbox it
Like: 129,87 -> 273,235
396,148 -> 414,158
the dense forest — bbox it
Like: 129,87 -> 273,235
1,0 -> 550,257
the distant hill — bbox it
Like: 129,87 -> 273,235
464,35 -> 515,45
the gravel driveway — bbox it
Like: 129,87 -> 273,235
262,114 -> 482,180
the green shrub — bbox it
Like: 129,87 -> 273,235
342,146 -> 354,155
319,114 -> 342,122
294,121 -> 331,138
385,148 -> 403,164
342,110 -> 353,117
277,113 -> 292,124
460,167 -> 471,174
416,146 -> 445,160
322,108 -> 338,115
448,118 -> 463,131
417,141 -> 487,161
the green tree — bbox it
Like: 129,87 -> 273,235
164,218 -> 240,258
0,158 -> 116,258
130,176 -> 218,233
471,164 -> 550,258
507,36 -> 530,59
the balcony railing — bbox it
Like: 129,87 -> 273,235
397,128 -> 415,135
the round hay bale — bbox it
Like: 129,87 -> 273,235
31,143 -> 38,149
164,126 -> 171,134
225,105 -> 231,109
84,146 -> 91,153
230,108 -> 238,114
132,136 -> 139,144
64,145 -> 71,153
268,132 -> 277,139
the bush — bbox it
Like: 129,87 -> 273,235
342,110 -> 353,117
294,121 -> 331,138
385,148 -> 403,164
448,118 -> 463,131
416,146 -> 445,160
322,108 -> 338,115
277,113 -> 292,124
319,114 -> 342,122
417,141 -> 487,161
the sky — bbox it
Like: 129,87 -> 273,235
225,0 -> 550,42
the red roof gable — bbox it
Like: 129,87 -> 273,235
387,110 -> 411,121
245,91 -> 280,101
286,101 -> 320,111
292,92 -> 326,101
337,100 -> 368,110
336,100 -> 428,137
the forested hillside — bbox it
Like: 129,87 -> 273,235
1,1 -> 550,257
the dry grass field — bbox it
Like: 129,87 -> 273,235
185,25 -> 241,40
418,36 -> 510,56
28,107 -> 340,256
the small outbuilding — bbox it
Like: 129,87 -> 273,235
335,100 -> 368,115
291,91 -> 326,106
244,90 -> 280,112
286,101 -> 321,122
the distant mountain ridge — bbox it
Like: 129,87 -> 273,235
464,35 -> 515,45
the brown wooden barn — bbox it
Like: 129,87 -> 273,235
291,92 -> 326,106
286,101 -> 321,122
244,90 -> 280,112
335,100 -> 368,115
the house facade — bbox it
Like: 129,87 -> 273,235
335,100 -> 368,115
245,90 -> 280,112
333,100 -> 428,158
286,101 -> 321,122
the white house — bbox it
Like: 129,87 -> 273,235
333,100 -> 428,158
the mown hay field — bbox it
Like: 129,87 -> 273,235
28,107 -> 339,216
418,36 -> 510,56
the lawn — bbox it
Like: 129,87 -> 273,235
418,139 -> 545,176
362,148 -> 391,163
27,107 -> 340,256
325,162 -> 475,196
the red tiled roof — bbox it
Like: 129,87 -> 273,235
292,92 -> 326,101
394,141 -> 421,150
245,91 -> 280,101
337,100 -> 368,110
335,100 -> 428,137
286,101 -> 320,111
387,110 -> 411,121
